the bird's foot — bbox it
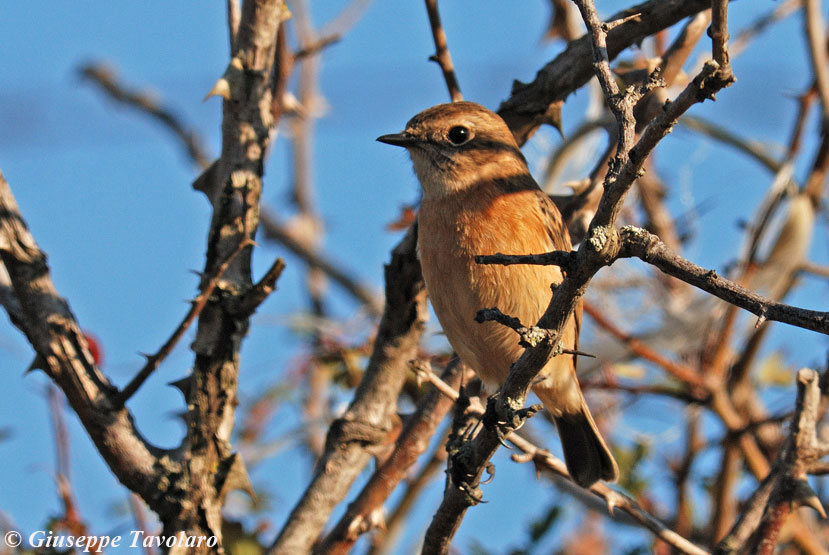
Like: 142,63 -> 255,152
445,439 -> 493,505
482,396 -> 543,448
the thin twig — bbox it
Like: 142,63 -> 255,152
424,0 -> 463,102
804,0 -> 829,128
481,227 -> 829,336
679,115 -> 782,173
78,64 -> 212,169
114,238 -> 254,407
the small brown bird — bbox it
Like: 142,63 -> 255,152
378,101 -> 618,487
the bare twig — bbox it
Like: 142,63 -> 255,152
679,115 -> 782,173
481,227 -> 829,336
259,212 -> 383,315
800,260 -> 829,279
115,238 -> 257,406
78,63 -> 212,169
582,301 -> 705,389
804,0 -> 829,128
424,0 -> 463,102
499,0 -> 715,144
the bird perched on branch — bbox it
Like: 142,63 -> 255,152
378,101 -> 618,487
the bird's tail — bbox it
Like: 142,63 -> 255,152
536,389 -> 619,488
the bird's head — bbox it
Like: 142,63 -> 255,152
377,101 -> 529,199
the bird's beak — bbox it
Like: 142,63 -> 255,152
376,132 -> 418,147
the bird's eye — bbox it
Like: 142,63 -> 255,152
447,125 -> 471,145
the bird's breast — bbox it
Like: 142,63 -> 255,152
418,190 -> 564,385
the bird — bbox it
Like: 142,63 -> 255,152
377,101 -> 618,488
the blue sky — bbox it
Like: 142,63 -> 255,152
0,1 -> 827,553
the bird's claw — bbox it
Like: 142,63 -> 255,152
482,396 -> 542,448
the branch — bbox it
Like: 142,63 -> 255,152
259,211 -> 383,315
114,238 -> 272,406
424,0 -> 463,102
582,301 -> 706,389
270,225 -> 428,554
417,364 -> 709,555
0,171 -> 165,501
79,61 -> 382,316
804,0 -> 829,128
679,115 -> 782,174
498,0 -> 715,144
169,0 -> 289,545
317,359 -> 466,554
483,227 -> 829,336
618,227 -> 828,335
78,63 -> 212,169
715,369 -> 828,554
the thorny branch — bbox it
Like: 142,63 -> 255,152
79,60 -> 382,316
115,238 -> 274,406
481,227 -> 829,336
418,363 -> 710,555
0,170 -> 164,503
317,359 -> 466,554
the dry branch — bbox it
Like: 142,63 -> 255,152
498,0 -> 715,144
418,363 -> 709,555
0,171 -> 166,504
166,0 -> 289,546
270,225 -> 428,554
317,360 -> 466,554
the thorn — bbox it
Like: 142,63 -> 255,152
481,461 -> 496,485
755,309 -> 767,328
511,452 -> 534,464
794,478 -> 827,518
803,494 -> 827,519
25,354 -> 47,375
168,376 -> 191,397
204,57 -> 244,101
560,348 -> 597,359
204,77 -> 231,101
